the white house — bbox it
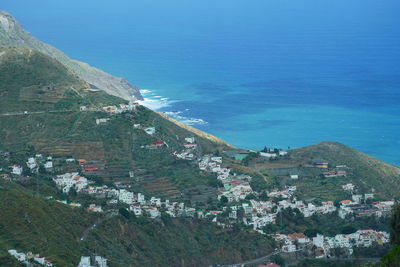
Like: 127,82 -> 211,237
27,157 -> 37,170
184,137 -> 195,143
44,161 -> 53,171
118,189 -> 134,205
352,194 -> 363,203
147,207 -> 160,218
11,165 -> 23,175
313,234 -> 325,248
342,183 -> 355,192
137,193 -> 146,204
150,197 -> 161,207
144,127 -> 156,135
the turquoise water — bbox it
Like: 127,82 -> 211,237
4,0 -> 400,165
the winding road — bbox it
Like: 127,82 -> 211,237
79,211 -> 117,241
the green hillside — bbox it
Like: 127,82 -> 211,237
0,180 -> 275,266
0,11 -> 142,100
0,48 -> 126,113
256,141 -> 400,201
0,20 -> 398,266
0,47 -> 231,204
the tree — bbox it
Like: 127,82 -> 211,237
391,205 -> 400,245
304,228 -> 322,238
219,196 -> 228,205
341,225 -> 357,235
262,146 -> 269,153
382,245 -> 400,267
270,254 -> 285,266
259,192 -> 269,201
245,193 -> 256,200
119,208 -> 131,219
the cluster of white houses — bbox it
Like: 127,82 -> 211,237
272,229 -> 389,257
172,139 -> 255,202
52,171 -> 201,219
198,155 -> 254,202
240,195 -> 339,232
78,255 -> 108,267
7,249 -> 109,267
101,102 -> 138,115
2,144 -> 397,262
8,249 -> 53,266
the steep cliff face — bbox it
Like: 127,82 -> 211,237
0,11 -> 143,101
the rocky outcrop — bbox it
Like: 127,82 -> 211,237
0,11 -> 142,100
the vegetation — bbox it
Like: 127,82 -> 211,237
0,180 -> 275,266
0,11 -> 141,100
1,19 -> 399,266
257,141 -> 400,201
376,205 -> 400,266
262,208 -> 389,236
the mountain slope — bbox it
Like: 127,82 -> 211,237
0,11 -> 142,101
0,45 -> 274,266
0,47 -> 126,113
257,141 -> 400,201
0,180 -> 275,266
0,47 -> 231,203
291,141 -> 400,198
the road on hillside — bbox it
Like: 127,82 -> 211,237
0,111 -> 47,116
221,251 -> 379,267
79,211 -> 117,241
0,108 -> 103,117
217,250 -> 280,266
0,110 -> 78,116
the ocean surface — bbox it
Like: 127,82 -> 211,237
3,0 -> 400,165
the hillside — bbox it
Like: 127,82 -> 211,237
255,141 -> 400,201
0,20 -> 398,266
0,48 -> 127,113
0,46 -> 276,266
0,47 -> 231,204
0,11 -> 142,101
0,180 -> 275,267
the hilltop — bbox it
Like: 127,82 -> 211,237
0,11 -> 142,101
254,141 -> 400,201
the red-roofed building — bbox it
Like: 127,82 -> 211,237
84,167 -> 98,172
151,140 -> 165,147
77,159 -> 87,165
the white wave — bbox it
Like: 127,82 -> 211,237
140,89 -> 152,94
163,111 -> 208,126
137,97 -> 173,110
139,88 -> 208,126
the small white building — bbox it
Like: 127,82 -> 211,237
44,161 -> 53,171
184,137 -> 195,143
144,127 -> 156,135
10,165 -> 23,175
352,194 -> 363,203
27,157 -> 37,170
96,118 -> 110,125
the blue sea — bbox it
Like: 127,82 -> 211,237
4,0 -> 400,165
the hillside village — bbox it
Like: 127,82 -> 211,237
8,249 -> 109,267
0,103 -> 396,262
